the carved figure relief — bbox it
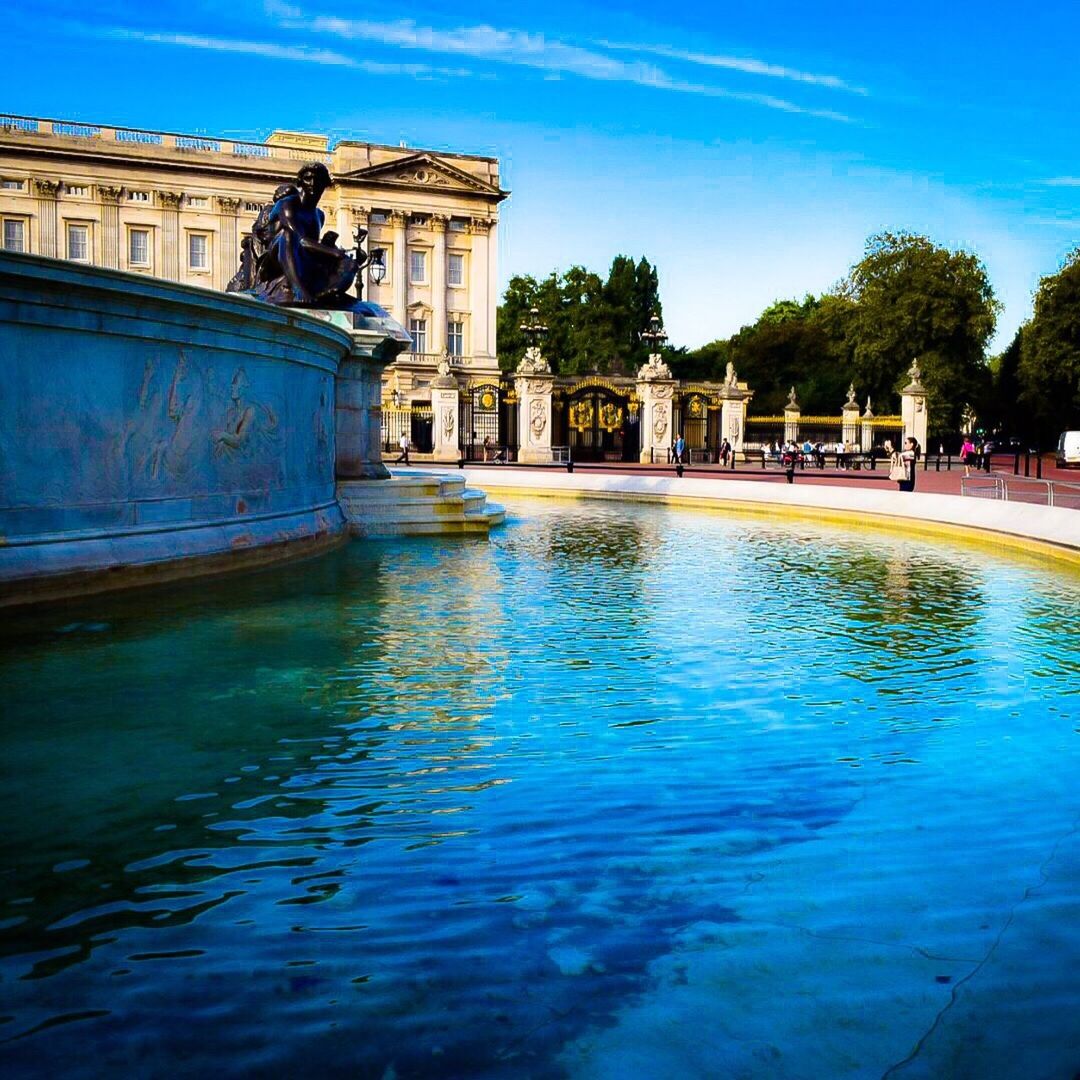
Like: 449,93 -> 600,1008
529,398 -> 547,442
652,403 -> 668,443
442,407 -> 456,441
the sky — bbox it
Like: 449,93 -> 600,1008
6,0 -> 1080,351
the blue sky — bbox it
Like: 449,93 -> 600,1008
7,0 -> 1080,351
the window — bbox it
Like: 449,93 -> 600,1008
244,201 -> 262,213
409,214 -> 428,226
2,218 -> 25,252
448,253 -> 465,286
447,320 -> 464,357
1,179 -> 24,191
188,233 -> 209,271
66,223 -> 89,262
448,217 -> 468,232
187,196 -> 209,209
409,249 -> 426,283
129,228 -> 150,267
127,190 -> 150,203
409,318 -> 427,353
66,184 -> 89,198
369,210 -> 389,224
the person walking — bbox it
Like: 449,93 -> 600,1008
887,440 -> 905,491
719,438 -> 732,468
960,435 -> 976,477
674,433 -> 686,466
395,431 -> 410,466
899,437 -> 918,492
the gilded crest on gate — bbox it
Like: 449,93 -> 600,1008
569,400 -> 594,431
599,402 -> 622,432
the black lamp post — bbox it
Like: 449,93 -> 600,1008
640,312 -> 667,356
519,306 -> 548,351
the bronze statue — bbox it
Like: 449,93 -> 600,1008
228,163 -> 381,309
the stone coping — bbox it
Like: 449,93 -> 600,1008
455,468 -> 1080,570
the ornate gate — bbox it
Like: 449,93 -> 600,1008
459,383 -> 502,461
564,380 -> 634,462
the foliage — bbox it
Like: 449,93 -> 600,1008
496,256 -> 662,374
1016,248 -> 1080,443
837,232 -> 999,430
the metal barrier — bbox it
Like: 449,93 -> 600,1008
961,474 -> 1080,509
552,446 -> 570,463
689,448 -> 712,465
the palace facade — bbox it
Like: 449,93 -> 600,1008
0,114 -> 507,418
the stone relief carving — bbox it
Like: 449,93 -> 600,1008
442,407 -> 456,440
524,377 -> 552,394
32,178 -> 60,198
516,347 -> 551,376
529,399 -> 547,442
98,185 -> 124,204
649,382 -> 674,400
217,196 -> 242,214
157,190 -> 183,210
637,355 -> 672,381
652,403 -> 668,442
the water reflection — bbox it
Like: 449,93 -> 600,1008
0,501 -> 1077,1077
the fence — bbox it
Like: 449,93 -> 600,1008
382,405 -> 433,454
961,475 -> 1080,509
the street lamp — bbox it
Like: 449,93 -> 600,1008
368,247 -> 387,286
640,312 -> 667,355
519,306 -> 548,350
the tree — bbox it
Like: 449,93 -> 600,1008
837,232 -> 999,430
1017,248 -> 1080,444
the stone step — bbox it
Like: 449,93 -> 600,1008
337,473 -> 504,537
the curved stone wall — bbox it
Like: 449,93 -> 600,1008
458,468 -> 1080,568
0,252 -> 352,606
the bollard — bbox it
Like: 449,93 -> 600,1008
567,460 -> 574,473
1035,451 -> 1043,479
676,464 -> 684,478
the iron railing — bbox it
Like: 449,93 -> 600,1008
961,474 -> 1080,509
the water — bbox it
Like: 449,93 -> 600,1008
0,498 -> 1077,1079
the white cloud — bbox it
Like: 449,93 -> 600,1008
1041,177 -> 1080,187
285,14 -> 855,121
598,40 -> 867,95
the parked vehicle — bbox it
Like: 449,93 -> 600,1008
1057,430 -> 1080,467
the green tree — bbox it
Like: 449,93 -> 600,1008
1017,248 -> 1080,444
838,232 -> 999,430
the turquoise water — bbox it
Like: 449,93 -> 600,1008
0,498 -> 1078,1079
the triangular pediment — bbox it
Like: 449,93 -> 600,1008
344,153 -> 502,195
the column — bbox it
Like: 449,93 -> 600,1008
98,185 -> 122,268
467,218 -> 489,358
783,388 -> 800,444
217,197 -> 241,290
486,220 -> 498,363
841,384 -> 861,448
430,214 -> 447,356
636,374 -> 676,463
721,397 -> 748,457
33,179 -> 60,258
158,190 -> 182,281
390,210 -> 407,322
430,363 -> 460,463
860,399 -> 875,452
900,360 -> 929,451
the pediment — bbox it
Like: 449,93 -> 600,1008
345,153 -> 501,195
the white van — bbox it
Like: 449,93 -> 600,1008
1057,431 -> 1080,467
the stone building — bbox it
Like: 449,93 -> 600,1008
0,113 -> 507,428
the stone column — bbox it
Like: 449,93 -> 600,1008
718,362 -> 753,461
430,360 -> 460,463
217,196 -> 241,289
430,214 -> 447,356
390,210 -> 407,322
99,185 -> 123,268
783,387 -> 801,444
486,220 -> 498,365
860,399 -> 875,452
841,384 -> 861,448
514,344 -> 555,464
900,360 -> 929,451
33,179 -> 60,258
468,219 -> 489,359
636,355 -> 676,464
158,190 -> 182,281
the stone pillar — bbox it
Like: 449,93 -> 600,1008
430,360 -> 460,463
718,362 -> 754,460
390,210 -> 407,322
514,343 -> 555,463
159,190 -> 182,281
468,218 -> 490,358
900,359 -> 929,451
636,354 -> 676,464
99,185 -> 123,269
783,387 -> 801,444
33,179 -> 59,258
431,214 -> 447,355
841,384 -> 861,448
217,197 -> 241,289
860,398 -> 875,452
486,220 -> 498,365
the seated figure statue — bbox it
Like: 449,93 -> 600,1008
229,163 -> 358,307
227,182 -> 297,294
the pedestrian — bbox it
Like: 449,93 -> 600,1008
899,437 -> 918,492
782,442 -> 796,484
960,435 -> 976,477
720,437 -> 731,468
674,433 -> 686,465
395,431 -> 410,466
